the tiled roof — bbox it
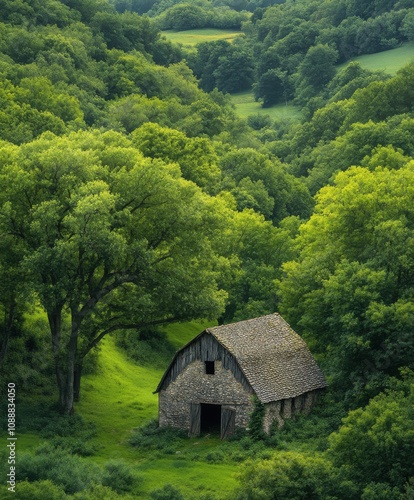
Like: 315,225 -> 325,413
207,314 -> 327,403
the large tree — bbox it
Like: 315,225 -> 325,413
0,130 -> 229,413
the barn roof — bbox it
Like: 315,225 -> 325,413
156,313 -> 327,402
207,314 -> 327,403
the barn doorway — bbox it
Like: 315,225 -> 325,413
200,403 -> 221,434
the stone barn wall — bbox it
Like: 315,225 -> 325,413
262,389 -> 324,434
158,359 -> 255,432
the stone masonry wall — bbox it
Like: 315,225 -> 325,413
263,389 -> 324,434
159,359 -> 254,432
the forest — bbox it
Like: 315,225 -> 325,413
0,0 -> 413,498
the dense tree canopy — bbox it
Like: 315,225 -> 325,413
278,163 -> 414,402
0,0 -> 414,495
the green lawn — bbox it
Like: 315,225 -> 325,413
77,334 -> 164,463
162,28 -> 242,47
340,41 -> 414,75
231,90 -> 303,121
76,321 -> 240,498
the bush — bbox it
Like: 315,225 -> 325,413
115,328 -> 175,368
71,484 -> 133,499
233,451 -> 357,499
247,113 -> 272,130
129,420 -> 187,452
0,480 -> 66,499
18,444 -> 102,495
248,396 -> 266,440
102,460 -> 142,493
150,483 -> 184,500
328,375 -> 414,491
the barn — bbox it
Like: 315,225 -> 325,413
155,313 -> 327,439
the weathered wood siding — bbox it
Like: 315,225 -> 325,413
158,332 -> 251,392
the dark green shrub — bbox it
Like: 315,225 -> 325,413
71,484 -> 131,499
248,396 -> 265,440
247,113 -> 272,130
49,437 -> 97,456
102,459 -> 142,493
129,420 -> 186,451
40,413 -> 96,439
150,483 -> 184,500
115,328 -> 175,368
18,444 -> 102,494
205,450 -> 225,463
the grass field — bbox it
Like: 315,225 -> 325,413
162,28 -> 241,47
231,90 -> 303,122
342,41 -> 414,75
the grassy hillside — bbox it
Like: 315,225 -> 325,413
77,321 -> 213,460
76,321 -> 242,498
343,41 -> 414,75
162,28 -> 241,47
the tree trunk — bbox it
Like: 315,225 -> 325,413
62,314 -> 81,415
0,302 -> 16,367
48,310 -> 70,412
74,362 -> 82,402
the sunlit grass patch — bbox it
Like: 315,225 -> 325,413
162,28 -> 242,47
78,334 -> 163,462
339,41 -> 414,75
231,90 -> 303,121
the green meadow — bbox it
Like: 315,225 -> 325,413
230,91 -> 303,121
162,28 -> 241,47
342,41 -> 414,75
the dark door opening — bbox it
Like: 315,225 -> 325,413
200,403 -> 221,434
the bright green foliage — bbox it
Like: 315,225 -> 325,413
329,374 -> 414,491
219,147 -> 313,223
288,110 -> 414,194
131,122 -> 221,188
233,450 -> 356,499
279,164 -> 414,401
102,459 -> 142,493
217,210 -> 298,323
0,480 -> 66,499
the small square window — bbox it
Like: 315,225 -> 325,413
205,361 -> 215,375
